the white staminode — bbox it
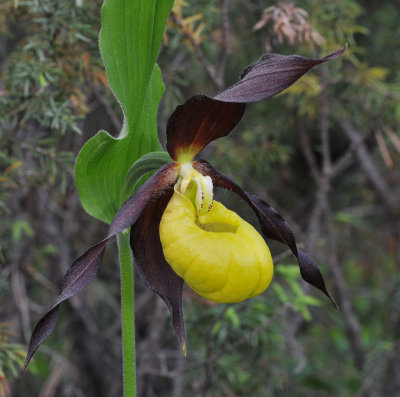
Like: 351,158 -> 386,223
177,162 -> 214,215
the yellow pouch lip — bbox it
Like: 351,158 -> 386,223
160,187 -> 274,303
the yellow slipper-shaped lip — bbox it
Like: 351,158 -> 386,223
160,187 -> 274,303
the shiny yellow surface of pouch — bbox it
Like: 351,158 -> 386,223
159,191 -> 274,303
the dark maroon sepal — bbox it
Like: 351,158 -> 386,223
215,46 -> 347,103
25,163 -> 179,369
166,95 -> 245,161
194,160 -> 337,307
131,187 -> 186,350
166,47 -> 346,161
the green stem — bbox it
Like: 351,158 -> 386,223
118,230 -> 136,397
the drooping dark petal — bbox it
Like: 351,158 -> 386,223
25,163 -> 179,369
25,307 -> 60,367
166,95 -> 245,161
215,46 -> 347,103
297,250 -> 338,309
194,160 -> 337,308
131,187 -> 186,352
244,192 -> 297,254
25,241 -> 107,369
166,47 -> 346,160
107,163 -> 179,236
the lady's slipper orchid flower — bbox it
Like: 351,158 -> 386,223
25,46 -> 345,367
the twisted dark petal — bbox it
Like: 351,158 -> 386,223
244,192 -> 297,253
131,187 -> 186,351
24,242 -> 107,369
25,307 -> 60,364
166,46 -> 346,160
25,163 -> 179,369
216,46 -> 347,103
297,250 -> 338,309
166,95 -> 245,161
194,160 -> 337,307
107,163 -> 179,235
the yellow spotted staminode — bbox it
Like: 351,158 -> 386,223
160,162 -> 273,303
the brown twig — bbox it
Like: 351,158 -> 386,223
140,303 -> 291,378
198,303 -> 230,393
341,119 -> 398,215
170,0 -> 231,91
20,142 -> 74,177
216,0 -> 230,88
170,12 -> 220,90
298,81 -> 367,371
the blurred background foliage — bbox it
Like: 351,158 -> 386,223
0,0 -> 399,396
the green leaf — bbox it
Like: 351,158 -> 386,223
224,307 -> 240,329
75,0 -> 174,224
12,220 -> 34,242
272,283 -> 289,303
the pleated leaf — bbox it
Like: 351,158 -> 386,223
75,0 -> 174,224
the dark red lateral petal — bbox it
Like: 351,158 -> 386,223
25,307 -> 60,368
193,160 -> 297,252
166,47 -> 346,160
25,163 -> 179,369
166,95 -> 245,161
24,241 -> 107,369
107,163 -> 179,236
297,249 -> 338,309
194,160 -> 337,307
131,187 -> 186,351
215,46 -> 347,103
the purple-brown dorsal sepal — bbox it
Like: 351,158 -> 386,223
131,187 -> 186,351
166,47 -> 346,161
215,46 -> 347,103
166,95 -> 245,162
25,163 -> 179,369
193,159 -> 337,308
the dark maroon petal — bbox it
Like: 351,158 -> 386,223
166,95 -> 245,161
25,307 -> 60,369
166,47 -> 346,160
25,163 -> 179,369
215,46 -> 347,103
131,187 -> 186,350
245,192 -> 297,254
25,241 -> 107,369
194,159 -> 337,307
298,250 -> 338,309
